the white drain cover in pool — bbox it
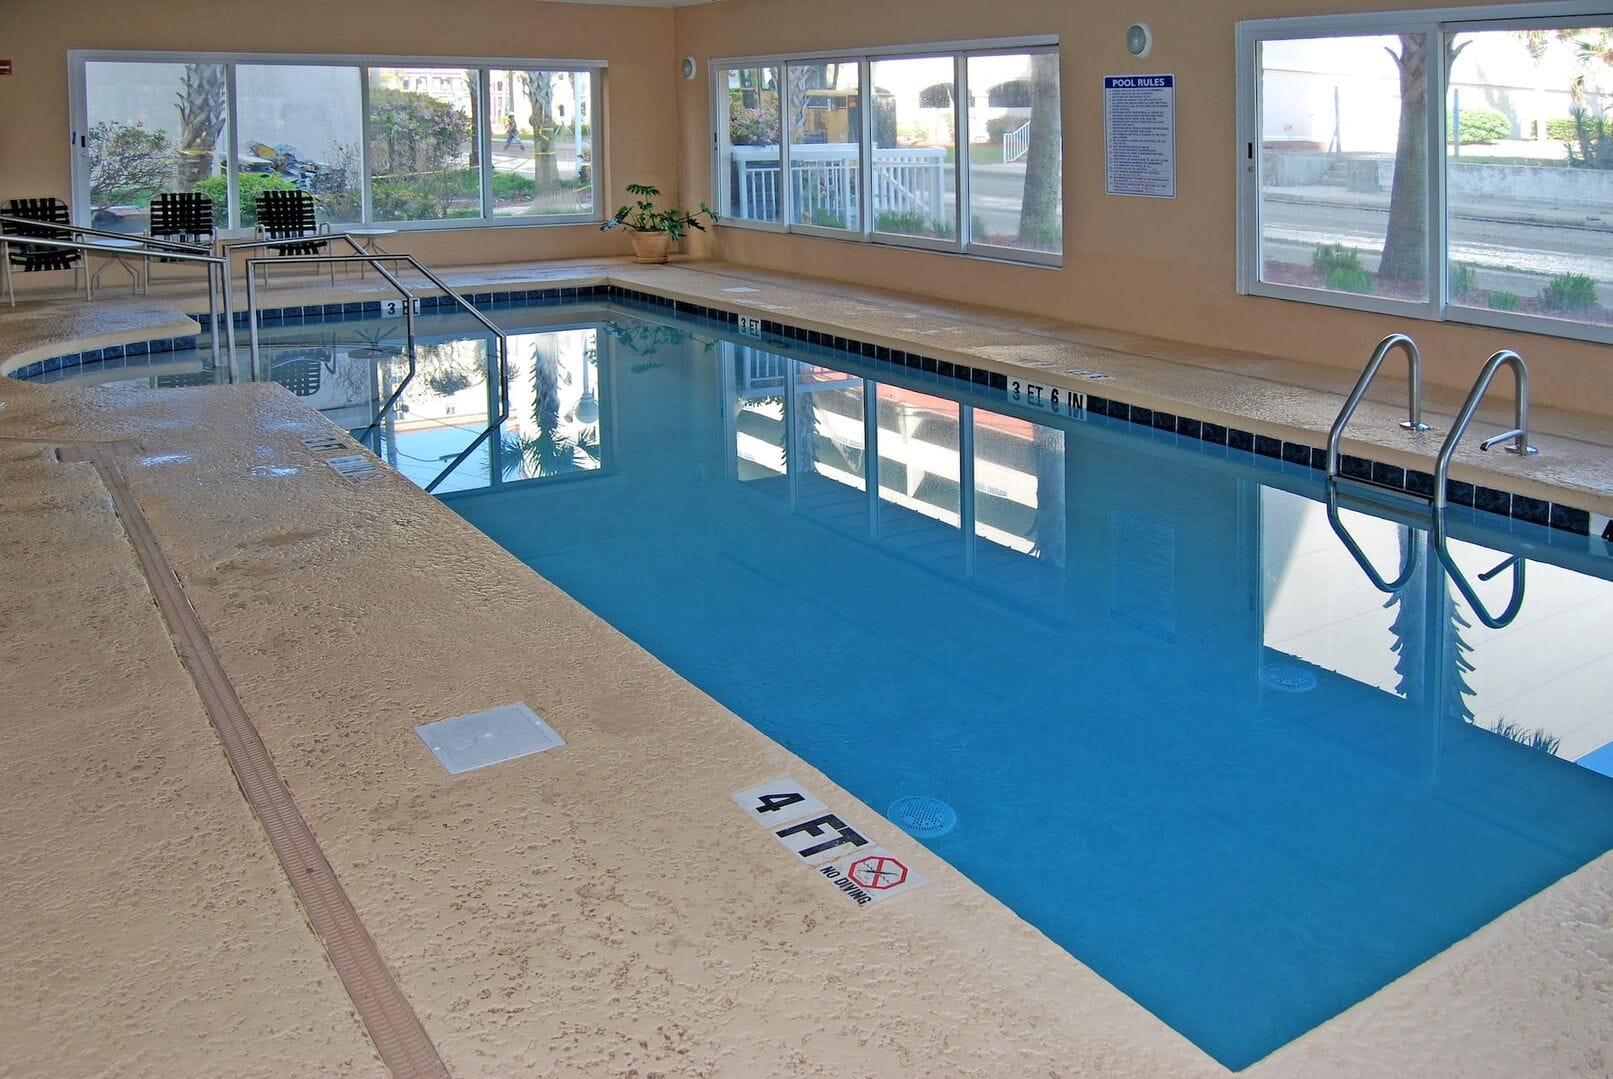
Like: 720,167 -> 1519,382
415,702 -> 564,774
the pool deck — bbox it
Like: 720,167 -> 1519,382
1,260 -> 1611,1076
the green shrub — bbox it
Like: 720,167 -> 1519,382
985,114 -> 1025,141
1325,265 -> 1376,294
194,172 -> 299,227
808,207 -> 847,229
1546,115 -> 1611,142
1312,243 -> 1363,275
876,210 -> 929,234
1448,107 -> 1510,144
1448,262 -> 1477,298
491,171 -> 535,200
1538,272 -> 1598,313
1487,290 -> 1521,311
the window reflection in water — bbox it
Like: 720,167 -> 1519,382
724,342 -> 1067,595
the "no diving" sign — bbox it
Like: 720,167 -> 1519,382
732,777 -> 927,907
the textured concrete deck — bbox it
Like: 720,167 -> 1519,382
1,262 -> 1610,1076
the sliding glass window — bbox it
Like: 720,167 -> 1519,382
71,52 -> 602,233
1238,3 -> 1613,343
712,39 -> 1061,265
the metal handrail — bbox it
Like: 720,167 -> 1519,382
0,213 -> 213,252
243,249 -> 419,433
1325,482 -> 1421,593
0,224 -> 236,371
1434,527 -> 1528,628
1432,349 -> 1538,512
239,246 -> 510,493
1326,332 -> 1432,480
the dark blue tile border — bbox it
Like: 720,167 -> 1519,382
3,278 -> 1598,537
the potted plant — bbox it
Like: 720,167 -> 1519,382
600,183 -> 717,264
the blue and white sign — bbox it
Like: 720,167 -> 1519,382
1104,74 -> 1176,198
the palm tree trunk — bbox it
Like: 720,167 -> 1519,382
1017,53 -> 1062,246
176,64 -> 227,192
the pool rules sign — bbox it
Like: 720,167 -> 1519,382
1104,74 -> 1176,198
732,777 -> 926,908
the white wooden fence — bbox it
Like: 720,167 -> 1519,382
1002,120 -> 1031,164
730,144 -> 948,227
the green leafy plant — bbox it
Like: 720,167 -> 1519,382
1312,242 -> 1363,275
1447,107 -> 1511,144
1326,265 -> 1376,294
600,182 -> 717,240
87,120 -> 175,210
985,114 -> 1025,141
194,171 -> 297,227
1448,262 -> 1478,297
1538,272 -> 1598,313
1487,290 -> 1521,311
808,207 -> 847,229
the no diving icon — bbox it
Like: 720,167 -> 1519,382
848,854 -> 908,890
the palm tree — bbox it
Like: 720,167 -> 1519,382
1384,528 -> 1475,723
176,64 -> 227,191
523,70 -> 560,192
1018,53 -> 1062,249
1380,36 -> 1466,284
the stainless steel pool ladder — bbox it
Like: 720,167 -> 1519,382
1431,349 -> 1537,511
1324,338 -> 1534,625
1325,332 -> 1432,482
1426,348 -> 1535,628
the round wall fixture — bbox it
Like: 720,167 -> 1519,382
1126,22 -> 1153,59
681,56 -> 698,80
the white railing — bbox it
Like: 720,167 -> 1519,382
1002,120 -> 1032,163
730,144 -> 948,228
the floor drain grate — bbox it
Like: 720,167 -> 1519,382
1259,663 -> 1319,693
888,795 -> 957,838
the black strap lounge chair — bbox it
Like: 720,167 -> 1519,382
148,192 -> 216,259
2,197 -> 84,305
254,189 -> 333,285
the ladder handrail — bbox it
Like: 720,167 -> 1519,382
1324,483 -> 1421,593
1434,525 -> 1528,628
240,245 -> 510,493
1326,332 -> 1431,480
1432,349 -> 1537,512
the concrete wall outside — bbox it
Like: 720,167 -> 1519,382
671,0 -> 1613,414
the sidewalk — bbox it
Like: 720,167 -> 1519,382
1265,183 -> 1613,231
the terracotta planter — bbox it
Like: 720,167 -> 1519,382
629,231 -> 672,264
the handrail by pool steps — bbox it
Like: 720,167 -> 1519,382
1326,332 -> 1432,482
0,215 -> 236,371
1432,349 -> 1538,512
240,241 -> 510,494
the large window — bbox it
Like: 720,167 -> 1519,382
72,52 -> 602,233
714,38 -> 1061,265
1238,4 -> 1613,343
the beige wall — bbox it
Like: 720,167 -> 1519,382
671,0 -> 1613,413
0,0 -> 680,267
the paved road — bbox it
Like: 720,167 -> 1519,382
1261,196 -> 1613,291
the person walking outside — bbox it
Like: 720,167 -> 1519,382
503,114 -> 521,151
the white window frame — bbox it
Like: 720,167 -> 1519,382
711,35 -> 1061,267
67,50 -> 606,233
1235,2 -> 1613,345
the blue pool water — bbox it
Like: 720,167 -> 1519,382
22,299 -> 1613,1067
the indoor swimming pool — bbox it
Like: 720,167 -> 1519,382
15,297 -> 1613,1068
